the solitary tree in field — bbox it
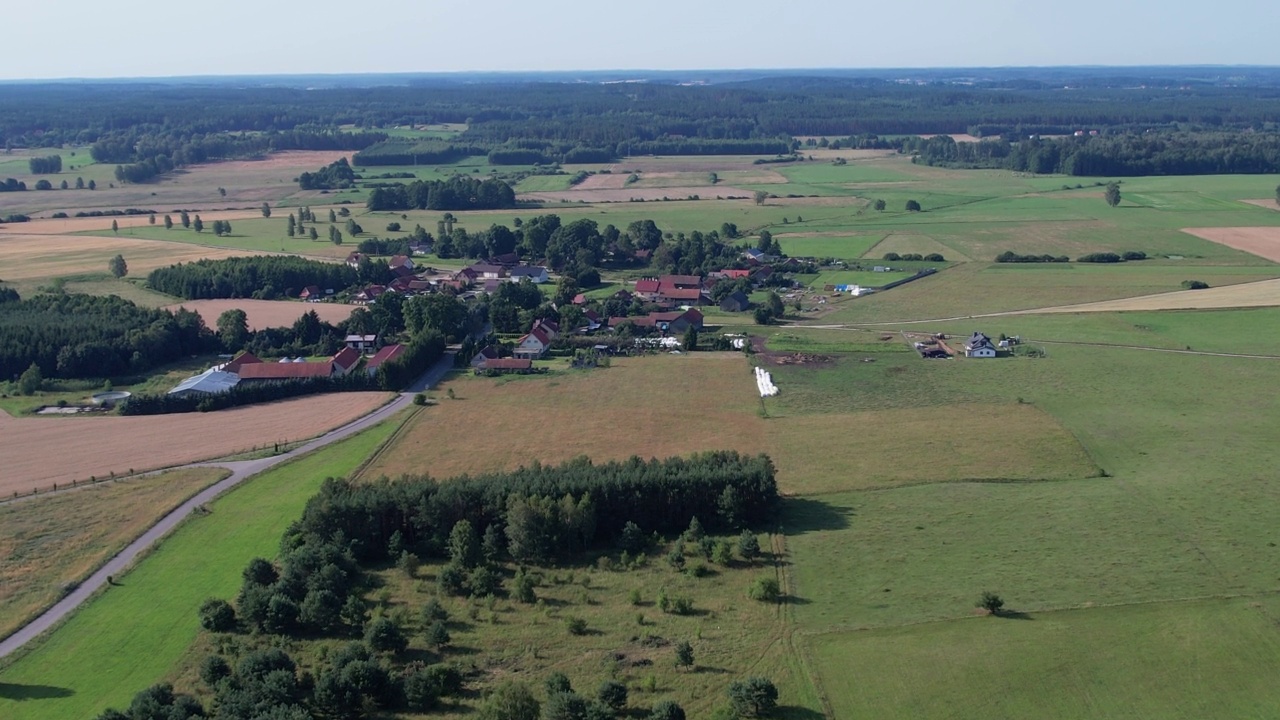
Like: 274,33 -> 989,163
309,227 -> 319,241
87,179 -> 96,190
111,219 -> 118,233
18,362 -> 43,395
163,215 -> 173,230
108,254 -> 128,278
180,210 -> 190,228
287,214 -> 296,237
193,215 -> 204,233
60,180 -> 68,190
148,213 -> 155,224
728,677 -> 779,717
905,199 -> 922,212
1105,182 -> 1121,208
753,190 -> 769,206
675,640 -> 694,670
75,176 -> 85,189
261,202 -> 271,218
977,591 -> 1005,616
328,208 -> 337,223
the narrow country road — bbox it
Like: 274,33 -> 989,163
0,352 -> 456,661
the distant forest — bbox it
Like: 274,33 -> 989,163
4,79 -> 1280,176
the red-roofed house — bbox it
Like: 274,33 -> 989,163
453,267 -> 480,284
470,345 -> 501,368
390,255 -> 415,271
354,285 -> 385,304
657,286 -> 706,305
300,286 -> 323,302
331,347 -> 362,376
345,252 -> 368,269
514,326 -> 553,360
634,278 -> 661,300
238,361 -> 334,382
366,344 -> 406,376
571,293 -> 588,305
662,274 -> 702,289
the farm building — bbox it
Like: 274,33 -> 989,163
470,345 -> 501,368
238,361 -> 335,382
476,357 -> 534,374
168,368 -> 241,397
720,291 -> 751,313
366,344 -> 406,375
219,351 -> 262,373
965,332 -> 998,358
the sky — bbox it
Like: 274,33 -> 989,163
3,0 -> 1278,80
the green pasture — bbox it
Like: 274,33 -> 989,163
808,599 -> 1280,720
0,418 -> 404,720
514,174 -> 575,192
808,269 -> 914,289
775,234 -> 884,259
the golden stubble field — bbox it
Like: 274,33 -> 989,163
165,298 -> 358,331
1183,226 -> 1280,263
0,232 -> 254,290
0,392 -> 393,494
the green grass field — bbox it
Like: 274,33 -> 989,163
0,417 -> 405,719
809,599 -> 1280,720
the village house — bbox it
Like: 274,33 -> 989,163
965,332 -> 998,358
491,252 -> 520,266
608,307 -> 704,334
470,345 -> 501,368
365,344 -> 405,376
300,286 -> 323,302
719,290 -> 751,313
453,267 -> 480,285
353,285 -> 385,305
390,255 -> 415,272
476,357 -> 534,375
470,262 -> 507,280
345,334 -> 379,353
331,347 -> 362,376
345,252 -> 369,269
514,326 -> 553,360
509,265 -> 550,284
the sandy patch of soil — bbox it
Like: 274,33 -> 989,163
1182,226 -> 1280,263
1241,199 -> 1280,211
0,392 -> 392,493
165,298 -> 358,331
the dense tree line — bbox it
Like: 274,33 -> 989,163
297,157 -> 356,190
147,256 -> 359,300
0,178 -> 27,192
27,154 -> 61,173
365,176 -> 515,211
907,132 -> 1280,176
0,293 -> 213,380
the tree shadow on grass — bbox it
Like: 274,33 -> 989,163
995,609 -> 1034,620
0,683 -> 75,700
779,497 -> 853,535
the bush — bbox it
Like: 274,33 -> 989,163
598,680 -> 628,710
748,577 -> 781,603
425,620 -> 451,648
618,521 -> 648,553
403,665 -> 442,711
674,640 -> 694,670
544,692 -> 590,720
1122,250 -> 1147,261
905,199 -> 922,212
737,530 -> 760,561
545,672 -> 573,696
727,677 -> 779,717
565,616 -> 589,635
978,591 -> 1005,615
477,682 -> 540,720
199,655 -> 232,687
924,253 -> 945,262
882,252 -> 901,261
438,563 -> 467,596
198,598 -> 237,632
386,222 -> 402,231
1076,252 -> 1123,263
1181,280 -> 1210,290
649,700 -> 687,720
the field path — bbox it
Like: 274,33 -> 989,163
0,352 -> 455,660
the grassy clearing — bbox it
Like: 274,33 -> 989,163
767,404 -> 1098,495
808,269 -> 914,288
59,276 -> 179,308
808,599 -> 1280,720
363,354 -> 766,480
0,468 -> 229,642
774,233 -> 883,259
0,416 -> 405,719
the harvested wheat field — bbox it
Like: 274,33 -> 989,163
1241,199 -> 1280,211
1013,277 -> 1280,314
1182,227 -> 1280,263
0,392 -> 392,494
362,353 -> 767,481
0,467 -> 229,640
166,298 -> 358,330
0,233 -> 252,284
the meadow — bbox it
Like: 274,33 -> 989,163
0,416 -> 406,719
0,468 -> 229,642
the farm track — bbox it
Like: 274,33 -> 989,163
0,352 -> 456,660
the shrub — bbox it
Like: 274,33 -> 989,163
628,588 -> 643,606
513,568 -> 537,604
438,563 -> 467,596
469,565 -> 501,597
737,530 -> 760,561
1122,250 -> 1147,261
882,252 -> 901,261
477,682 -> 540,720
649,700 -> 686,720
618,521 -> 648,553
978,591 -> 1005,615
199,655 -> 232,687
598,680 -> 628,710
749,577 -> 781,602
198,598 -> 237,632
545,672 -> 573,695
565,616 -> 588,635
422,597 -> 449,623
364,617 -> 408,654
728,677 -> 779,717
544,692 -> 590,720
674,640 -> 694,670
924,253 -> 945,261
712,540 -> 734,566
668,596 -> 694,615
1181,280 -> 1210,290
403,665 -> 442,711
386,222 -> 402,231
1076,252 -> 1123,263
425,620 -> 451,648
905,199 -> 922,212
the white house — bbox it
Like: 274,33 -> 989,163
514,326 -> 553,360
509,265 -> 550,284
965,332 -> 997,358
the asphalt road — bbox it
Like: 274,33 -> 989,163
0,352 -> 456,660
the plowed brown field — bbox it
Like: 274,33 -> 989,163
0,392 -> 392,494
1182,226 -> 1280,263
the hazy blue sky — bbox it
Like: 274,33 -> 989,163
5,0 -> 1277,79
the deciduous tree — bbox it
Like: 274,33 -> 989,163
1105,182 -> 1121,207
108,254 -> 128,278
